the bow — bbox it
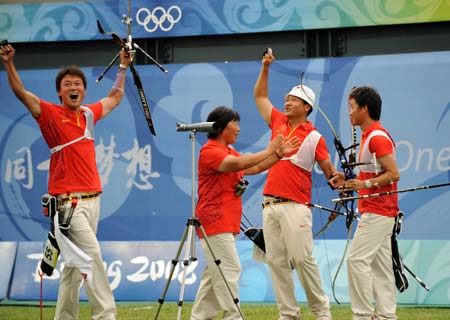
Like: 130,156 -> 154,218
316,96 -> 357,304
96,7 -> 168,136
300,74 -> 358,303
330,124 -> 357,304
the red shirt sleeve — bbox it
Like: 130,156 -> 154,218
369,135 -> 394,158
36,100 -> 53,124
88,102 -> 103,124
199,143 -> 230,171
315,136 -> 330,161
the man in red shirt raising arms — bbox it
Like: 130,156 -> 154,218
1,43 -> 132,320
330,86 -> 400,320
254,51 -> 337,320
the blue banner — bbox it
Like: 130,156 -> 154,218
9,241 -> 205,301
0,242 -> 16,300
1,1 -> 450,43
1,51 -> 449,243
7,240 -> 450,304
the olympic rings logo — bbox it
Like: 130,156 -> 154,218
136,5 -> 182,32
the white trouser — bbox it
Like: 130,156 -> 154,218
263,201 -> 331,320
190,233 -> 242,320
54,197 -> 116,320
347,213 -> 397,320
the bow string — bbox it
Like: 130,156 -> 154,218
299,73 -> 358,303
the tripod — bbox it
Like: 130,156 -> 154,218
154,130 -> 244,320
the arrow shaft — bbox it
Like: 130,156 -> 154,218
331,182 -> 450,202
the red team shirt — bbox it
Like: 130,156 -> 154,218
36,100 -> 103,195
263,108 -> 330,204
358,122 -> 399,217
195,139 -> 244,237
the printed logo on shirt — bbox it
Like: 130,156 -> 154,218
299,224 -> 307,228
62,119 -> 71,123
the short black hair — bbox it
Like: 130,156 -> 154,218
206,106 -> 240,139
55,65 -> 87,92
349,86 -> 382,121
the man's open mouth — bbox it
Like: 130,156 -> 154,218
69,94 -> 78,100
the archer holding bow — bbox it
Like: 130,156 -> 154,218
329,86 -> 401,320
1,42 -> 133,320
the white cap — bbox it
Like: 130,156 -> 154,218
287,85 -> 315,107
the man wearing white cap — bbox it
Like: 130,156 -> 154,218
253,50 -> 337,320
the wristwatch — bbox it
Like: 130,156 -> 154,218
365,179 -> 373,189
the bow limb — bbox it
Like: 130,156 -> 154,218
129,64 -> 157,135
313,212 -> 338,238
329,126 -> 357,304
97,19 -> 158,136
300,75 -> 357,303
331,221 -> 353,304
299,73 -> 342,235
314,103 -> 340,140
304,84 -> 356,230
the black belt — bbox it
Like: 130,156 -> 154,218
262,196 -> 293,208
57,192 -> 100,202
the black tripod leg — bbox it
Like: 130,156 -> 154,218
197,223 -> 245,320
153,224 -> 190,320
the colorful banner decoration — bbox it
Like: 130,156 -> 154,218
6,240 -> 450,304
1,0 -> 450,42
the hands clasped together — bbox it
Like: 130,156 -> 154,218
268,135 -> 301,159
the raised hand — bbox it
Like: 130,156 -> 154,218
120,48 -> 133,66
262,47 -> 275,67
267,134 -> 284,154
0,43 -> 15,63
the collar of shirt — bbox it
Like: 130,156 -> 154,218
362,121 -> 383,139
